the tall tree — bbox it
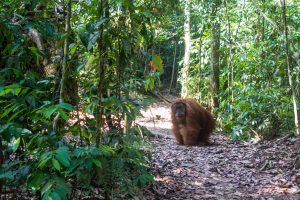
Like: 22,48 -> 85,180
181,0 -> 191,98
224,0 -> 233,102
210,0 -> 221,108
96,0 -> 108,146
198,26 -> 205,102
53,0 -> 72,131
281,0 -> 299,135
169,40 -> 178,93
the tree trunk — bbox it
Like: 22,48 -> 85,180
53,0 -> 72,131
198,26 -> 205,102
281,0 -> 299,135
181,0 -> 191,98
210,0 -> 221,108
169,40 -> 177,93
96,0 -> 108,146
176,44 -> 182,90
225,1 -> 233,102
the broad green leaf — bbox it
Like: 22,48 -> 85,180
58,109 -> 68,120
25,95 -> 36,107
38,152 -> 52,168
44,106 -> 57,119
0,84 -> 22,96
0,123 -> 12,133
86,23 -> 94,32
69,43 -> 77,56
92,159 -> 102,167
0,88 -> 12,96
57,103 -> 74,111
38,157 -> 51,168
13,87 -> 22,96
55,147 -> 70,167
49,192 -> 61,200
27,134 -> 39,148
87,32 -> 100,51
28,172 -> 46,190
54,176 -> 71,198
84,54 -> 97,70
99,145 -> 115,156
7,109 -> 25,122
12,137 -> 21,153
76,63 -> 85,72
42,101 -> 52,106
79,31 -> 89,48
41,181 -> 53,198
52,158 -> 61,171
1,103 -> 17,119
29,46 -> 43,58
21,128 -> 31,134
94,18 -> 107,29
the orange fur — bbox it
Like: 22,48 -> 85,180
171,98 -> 215,146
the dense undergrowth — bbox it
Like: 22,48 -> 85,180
0,0 -> 168,198
0,71 -> 153,199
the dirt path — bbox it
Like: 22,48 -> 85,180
138,101 -> 300,200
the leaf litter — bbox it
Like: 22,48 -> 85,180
138,101 -> 300,200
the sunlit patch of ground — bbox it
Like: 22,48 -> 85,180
262,184 -> 300,196
136,101 -> 173,137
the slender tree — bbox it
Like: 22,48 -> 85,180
176,44 -> 182,90
96,0 -> 108,146
181,0 -> 191,98
198,26 -> 205,102
224,0 -> 233,102
169,40 -> 177,93
281,0 -> 299,135
53,0 -> 72,131
210,0 -> 221,108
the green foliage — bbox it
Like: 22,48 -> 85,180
1,131 -> 152,199
0,0 -> 160,199
152,55 -> 163,72
0,69 -> 152,198
162,0 -> 299,140
219,86 -> 289,140
0,62 -> 152,200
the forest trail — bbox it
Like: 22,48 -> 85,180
138,101 -> 300,200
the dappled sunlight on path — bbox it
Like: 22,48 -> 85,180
141,101 -> 300,200
146,136 -> 300,200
